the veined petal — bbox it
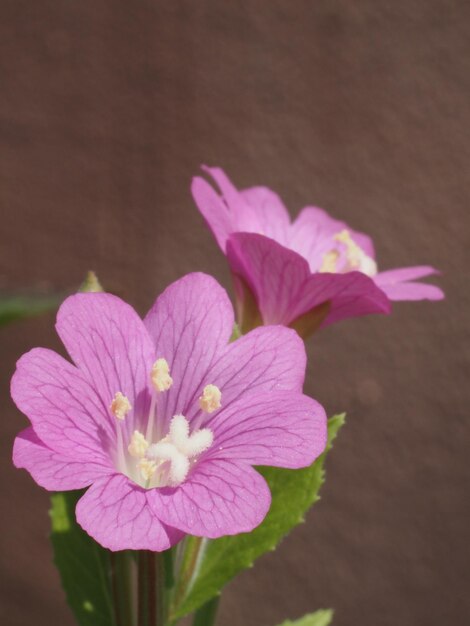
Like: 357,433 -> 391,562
13,427 -> 111,490
316,271 -> 391,327
144,273 -> 234,432
227,233 -> 390,328
76,474 -> 183,552
56,293 -> 155,438
150,460 -> 271,538
206,391 -> 327,468
11,348 -> 114,462
183,326 -> 306,426
227,232 -> 310,325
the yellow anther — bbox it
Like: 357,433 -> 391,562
137,457 -> 157,482
333,229 -> 377,277
128,431 -> 149,458
334,229 -> 353,245
151,358 -> 173,392
110,392 -> 132,420
319,250 -> 339,273
199,384 -> 222,413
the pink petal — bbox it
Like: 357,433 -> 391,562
11,348 -> 114,462
207,390 -> 327,468
144,273 -> 234,432
182,325 -> 306,426
320,271 -> 391,327
227,232 -> 309,325
374,266 -> 444,301
227,233 -> 390,327
76,474 -> 182,552
191,176 -> 233,251
13,427 -> 111,491
151,460 -> 271,538
56,293 -> 155,438
375,265 -> 439,285
376,281 -> 444,301
198,167 -> 291,245
239,186 -> 291,245
202,166 -> 251,221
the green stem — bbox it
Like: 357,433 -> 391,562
138,552 -> 149,626
138,550 -> 172,626
192,595 -> 220,626
170,536 -> 206,618
110,551 -> 134,626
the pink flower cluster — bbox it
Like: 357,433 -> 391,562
12,166 -> 442,551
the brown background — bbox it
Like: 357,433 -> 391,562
0,2 -> 468,625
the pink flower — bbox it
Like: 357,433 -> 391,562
12,273 -> 326,551
192,167 -> 444,336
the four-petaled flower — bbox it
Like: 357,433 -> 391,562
192,167 -> 444,336
12,273 -> 327,551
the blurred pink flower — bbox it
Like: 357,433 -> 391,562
12,273 -> 326,551
192,167 -> 443,336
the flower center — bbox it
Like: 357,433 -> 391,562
319,229 -> 377,276
111,359 -> 220,489
128,415 -> 213,487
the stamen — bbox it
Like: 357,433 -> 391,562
110,392 -> 132,420
128,431 -> 149,458
199,384 -> 222,413
151,358 -> 173,392
334,229 -> 378,277
319,250 -> 339,273
137,457 -> 157,482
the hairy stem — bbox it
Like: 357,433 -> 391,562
169,536 -> 207,621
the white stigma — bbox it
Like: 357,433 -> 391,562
110,392 -> 132,420
128,430 -> 149,458
148,415 -> 213,486
151,358 -> 173,392
199,384 -> 222,413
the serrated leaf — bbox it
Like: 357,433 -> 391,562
50,491 -> 115,626
278,609 -> 334,626
0,293 -> 62,327
172,414 -> 345,619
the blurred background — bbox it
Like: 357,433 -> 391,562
0,2 -> 468,625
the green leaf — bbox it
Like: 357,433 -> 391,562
278,609 -> 334,626
172,414 -> 345,620
0,293 -> 62,327
50,491 -> 115,626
